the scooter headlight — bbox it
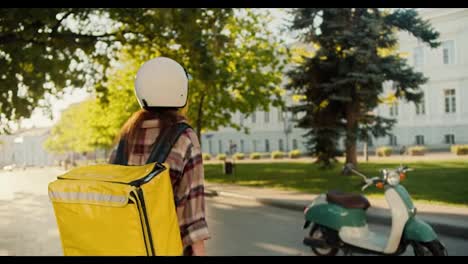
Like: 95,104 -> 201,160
387,170 -> 400,186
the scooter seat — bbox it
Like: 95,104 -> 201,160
326,190 -> 370,210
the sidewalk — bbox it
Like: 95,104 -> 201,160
205,182 -> 468,239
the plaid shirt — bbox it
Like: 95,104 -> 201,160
109,118 -> 210,252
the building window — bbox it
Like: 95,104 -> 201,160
413,46 -> 423,67
415,94 -> 425,115
389,135 -> 397,146
442,40 -> 455,65
444,89 -> 456,113
240,139 -> 244,153
264,111 -> 270,123
251,112 -> 256,123
415,135 -> 425,145
445,134 -> 455,145
265,139 -> 270,152
253,140 -> 258,152
389,102 -> 398,116
209,139 -> 213,154
293,139 -> 298,150
279,139 -> 284,151
278,109 -> 284,122
218,140 -> 223,154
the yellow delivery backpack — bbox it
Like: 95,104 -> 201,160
48,123 -> 191,256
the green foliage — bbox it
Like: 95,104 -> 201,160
216,154 -> 227,161
233,152 -> 245,160
250,152 -> 261,160
0,9 -> 116,133
44,100 -> 97,154
288,149 -> 301,159
86,9 -> 287,148
376,146 -> 393,157
408,146 -> 427,156
202,153 -> 211,161
84,54 -> 143,149
286,8 -> 440,167
451,145 -> 468,155
271,151 -> 285,159
2,9 -> 288,140
94,9 -> 288,140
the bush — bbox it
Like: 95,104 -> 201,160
451,145 -> 468,155
250,152 -> 261,160
202,153 -> 211,161
233,152 -> 245,160
288,149 -> 301,159
271,151 -> 285,159
376,146 -> 392,157
216,154 -> 226,161
408,146 -> 427,156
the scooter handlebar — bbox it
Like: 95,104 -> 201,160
398,166 -> 414,173
360,177 -> 382,191
348,165 -> 410,191
361,182 -> 373,191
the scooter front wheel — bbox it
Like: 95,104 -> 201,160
413,240 -> 447,256
308,224 -> 339,256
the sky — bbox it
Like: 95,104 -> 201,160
19,8 -> 292,130
20,88 -> 90,129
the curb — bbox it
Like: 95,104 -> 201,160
205,189 -> 468,240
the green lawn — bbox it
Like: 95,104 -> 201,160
204,160 -> 468,207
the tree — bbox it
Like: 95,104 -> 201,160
99,9 -> 287,140
0,8 -> 121,133
45,9 -> 287,154
1,8 -> 217,134
286,8 -> 440,167
44,100 -> 97,155
186,9 -> 287,139
2,8 -> 287,144
84,54 -> 143,151
90,9 -> 287,145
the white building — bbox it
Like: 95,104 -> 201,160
200,8 -> 468,155
201,95 -> 308,156
373,8 -> 468,150
0,127 -> 57,167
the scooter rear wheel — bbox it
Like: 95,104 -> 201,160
308,225 -> 339,256
413,240 -> 447,256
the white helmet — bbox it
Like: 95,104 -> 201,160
134,57 -> 188,109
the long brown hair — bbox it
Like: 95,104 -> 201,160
117,108 -> 186,158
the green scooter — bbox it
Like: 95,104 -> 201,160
303,163 -> 447,256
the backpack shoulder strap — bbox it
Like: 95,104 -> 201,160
146,122 -> 192,164
112,138 -> 128,165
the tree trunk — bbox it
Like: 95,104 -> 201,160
364,141 -> 369,162
345,102 -> 359,167
195,94 -> 205,144
345,138 -> 358,165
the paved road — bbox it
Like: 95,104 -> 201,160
0,168 -> 466,256
205,195 -> 467,256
